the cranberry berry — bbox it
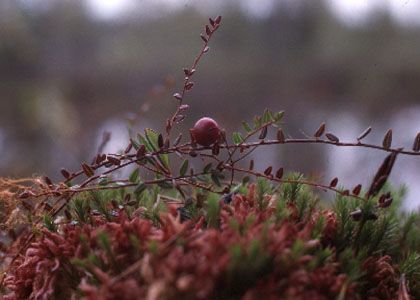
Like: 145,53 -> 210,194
190,117 -> 221,146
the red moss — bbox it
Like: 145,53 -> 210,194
362,255 -> 400,300
4,194 -> 354,299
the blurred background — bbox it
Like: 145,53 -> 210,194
1,0 -> 420,209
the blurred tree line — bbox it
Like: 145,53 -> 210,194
1,0 -> 420,178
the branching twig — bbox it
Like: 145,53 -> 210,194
166,16 -> 222,139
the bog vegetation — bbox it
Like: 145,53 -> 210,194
1,16 -> 420,299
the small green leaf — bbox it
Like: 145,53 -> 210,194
97,232 -> 111,253
253,116 -> 262,128
134,182 -> 147,197
138,133 -> 153,152
180,159 -> 189,176
206,193 -> 221,229
129,168 -> 140,183
267,110 -> 274,122
130,138 -> 140,150
98,176 -> 109,186
159,154 -> 170,170
87,253 -> 102,268
65,181 -> 73,187
70,258 -> 88,269
232,132 -> 244,145
275,199 -> 289,222
158,181 -> 173,189
148,240 -> 159,254
43,215 -> 56,232
274,111 -> 284,123
262,108 -> 272,123
203,163 -> 213,173
241,121 -> 252,133
211,171 -> 222,186
144,128 -> 159,151
141,129 -> 170,170
129,234 -> 140,249
97,231 -> 117,268
242,176 -> 250,185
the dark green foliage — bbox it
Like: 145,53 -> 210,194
42,214 -> 56,232
206,193 -> 221,228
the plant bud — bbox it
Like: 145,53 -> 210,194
350,209 -> 363,221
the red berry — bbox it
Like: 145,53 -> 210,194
190,117 -> 221,146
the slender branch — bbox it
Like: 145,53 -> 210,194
223,138 -> 419,155
225,165 -> 364,200
57,134 -> 420,190
166,17 -> 222,139
232,145 -> 259,164
31,171 -> 210,198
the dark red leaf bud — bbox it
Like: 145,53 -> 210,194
383,129 -> 393,149
173,93 -> 182,100
124,142 -> 133,154
264,166 -> 273,176
275,167 -> 284,179
164,137 -> 170,149
209,18 -> 215,27
413,132 -> 420,152
314,122 -> 326,138
330,177 -> 338,188
205,25 -> 212,36
367,212 -> 378,220
136,144 -> 146,159
44,176 -> 53,185
380,197 -> 393,208
352,184 -> 362,196
357,126 -> 372,141
259,126 -> 268,139
95,154 -> 106,164
107,156 -> 121,166
189,150 -> 197,157
212,143 -> 220,155
61,168 -> 71,179
185,82 -> 194,90
277,129 -> 285,143
350,209 -> 363,221
326,133 -> 339,143
200,34 -> 208,43
82,163 -> 94,177
64,209 -> 72,220
158,134 -> 164,149
249,160 -> 254,171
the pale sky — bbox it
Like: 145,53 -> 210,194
328,0 -> 420,26
85,0 -> 420,26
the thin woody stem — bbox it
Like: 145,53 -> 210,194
224,165 -> 365,200
166,18 -> 222,139
32,171 -> 210,198
223,138 -> 417,155
58,134 -> 420,188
